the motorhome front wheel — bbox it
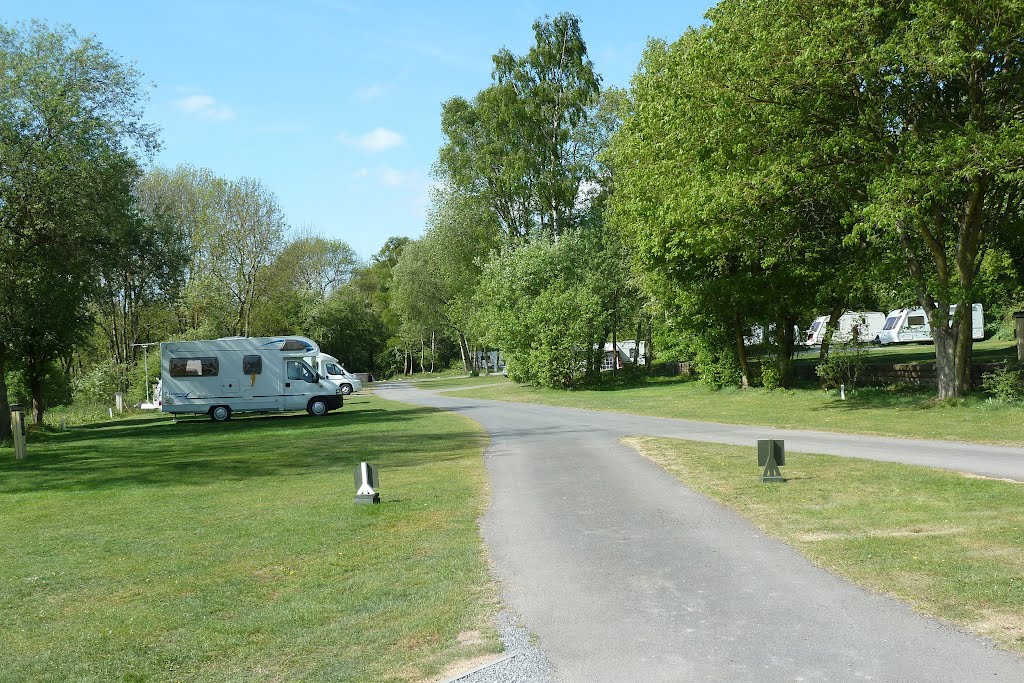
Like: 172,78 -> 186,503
340,383 -> 353,395
307,398 -> 328,416
210,405 -> 231,422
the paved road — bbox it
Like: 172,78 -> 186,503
376,383 -> 1024,682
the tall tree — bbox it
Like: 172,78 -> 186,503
0,22 -> 157,428
438,13 -> 601,243
215,177 -> 287,337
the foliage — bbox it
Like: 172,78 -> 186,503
0,21 -> 158,428
760,365 -> 783,392
981,365 -> 1024,404
438,12 -> 601,242
692,343 -> 740,390
815,344 -> 868,391
474,234 -> 607,388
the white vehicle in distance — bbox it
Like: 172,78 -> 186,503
803,312 -> 885,346
160,336 -> 343,421
309,353 -> 363,395
876,304 -> 984,345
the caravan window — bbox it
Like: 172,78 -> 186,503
810,321 -> 823,333
169,357 -> 219,377
882,316 -> 900,331
242,355 -> 262,375
907,315 -> 926,327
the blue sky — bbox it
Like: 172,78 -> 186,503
3,1 -> 713,259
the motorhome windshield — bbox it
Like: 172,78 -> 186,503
882,315 -> 901,331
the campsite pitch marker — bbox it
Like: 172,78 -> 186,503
757,439 -> 785,483
355,462 -> 380,504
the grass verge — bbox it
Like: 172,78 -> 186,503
0,395 -> 499,682
794,339 -> 1018,365
452,377 -> 1024,445
625,437 -> 1024,655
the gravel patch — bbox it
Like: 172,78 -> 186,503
449,610 -> 552,683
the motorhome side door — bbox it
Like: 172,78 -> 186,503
283,358 -> 318,410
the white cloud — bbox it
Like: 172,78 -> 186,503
173,94 -> 235,121
378,166 -> 404,186
352,167 -> 370,178
337,127 -> 404,152
356,84 -> 389,100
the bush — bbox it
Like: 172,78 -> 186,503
693,346 -> 740,389
981,365 -> 1024,403
760,365 -> 782,391
815,341 -> 868,390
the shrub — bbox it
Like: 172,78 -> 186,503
815,342 -> 867,390
760,365 -> 782,391
693,345 -> 740,389
981,365 -> 1024,403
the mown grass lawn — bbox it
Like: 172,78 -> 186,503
0,395 -> 499,682
794,338 -> 1018,365
627,437 -> 1024,655
452,377 -> 1024,445
403,376 -> 507,391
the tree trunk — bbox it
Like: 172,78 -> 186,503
953,303 -> 974,395
430,330 -> 435,373
0,342 -> 11,442
458,331 -> 472,372
611,326 -> 618,378
419,337 -> 425,374
645,317 -> 654,373
819,303 -> 845,362
776,317 -> 797,387
29,370 -> 45,427
633,322 -> 643,365
933,321 -> 958,400
733,315 -> 751,389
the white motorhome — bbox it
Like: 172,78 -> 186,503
803,312 -> 885,346
876,304 -> 985,345
308,353 -> 363,395
160,336 -> 343,421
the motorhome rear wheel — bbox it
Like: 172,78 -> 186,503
307,398 -> 328,416
210,405 -> 231,422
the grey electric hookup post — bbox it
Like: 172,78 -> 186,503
10,403 -> 27,460
355,462 -> 380,504
757,439 -> 785,482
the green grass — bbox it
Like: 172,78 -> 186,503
452,377 -> 1024,445
402,375 -> 508,391
0,395 -> 499,682
627,437 -> 1024,654
794,339 -> 1018,365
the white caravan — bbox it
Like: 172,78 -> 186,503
803,312 -> 885,346
308,353 -> 363,395
160,336 -> 343,421
876,304 -> 985,345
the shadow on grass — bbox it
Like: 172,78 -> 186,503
809,385 -> 980,413
0,401 -> 480,495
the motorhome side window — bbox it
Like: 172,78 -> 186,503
287,360 -> 317,383
326,363 -> 342,375
169,357 -> 219,377
242,355 -> 262,375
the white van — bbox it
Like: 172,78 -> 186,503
803,312 -> 885,346
876,304 -> 984,345
160,336 -> 343,421
308,353 -> 363,395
